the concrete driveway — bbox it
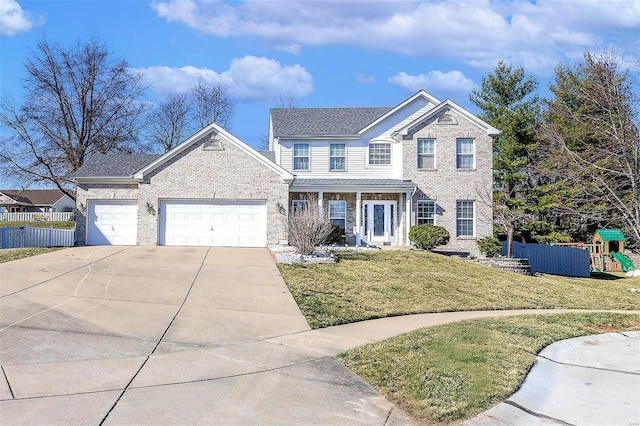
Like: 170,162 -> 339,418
0,246 -> 411,425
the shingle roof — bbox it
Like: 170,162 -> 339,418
1,189 -> 66,205
595,229 -> 626,241
271,107 -> 393,137
73,153 -> 161,177
258,151 -> 276,162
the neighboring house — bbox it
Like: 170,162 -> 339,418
73,89 -> 497,254
0,190 -> 74,213
269,90 -> 498,253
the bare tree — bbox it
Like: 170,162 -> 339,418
191,81 -> 233,129
536,51 -> 640,244
257,91 -> 299,151
287,197 -> 334,255
146,92 -> 191,153
0,38 -> 148,199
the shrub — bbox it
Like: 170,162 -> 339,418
325,225 -> 345,245
409,224 -> 450,250
477,236 -> 502,257
287,197 -> 334,255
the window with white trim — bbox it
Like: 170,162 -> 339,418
291,199 -> 309,213
293,143 -> 309,170
456,138 -> 474,169
456,200 -> 474,237
417,138 -> 435,169
368,142 -> 391,165
417,200 -> 435,225
330,143 -> 346,171
328,200 -> 346,230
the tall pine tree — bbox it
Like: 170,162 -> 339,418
470,61 -> 540,256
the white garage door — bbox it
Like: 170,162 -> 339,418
159,200 -> 267,247
87,200 -> 137,245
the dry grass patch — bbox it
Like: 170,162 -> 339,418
339,312 -> 640,424
279,250 -> 640,328
0,247 -> 63,263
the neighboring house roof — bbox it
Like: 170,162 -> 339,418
271,107 -> 393,138
291,178 -> 416,193
0,189 -> 68,206
595,229 -> 626,241
73,153 -> 161,178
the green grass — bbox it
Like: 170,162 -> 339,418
0,221 -> 75,229
279,250 -> 640,328
339,312 -> 640,424
0,247 -> 63,263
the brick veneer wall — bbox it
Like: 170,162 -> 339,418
402,109 -> 494,254
76,135 -> 290,246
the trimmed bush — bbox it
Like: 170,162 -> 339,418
409,224 -> 450,250
477,236 -> 502,257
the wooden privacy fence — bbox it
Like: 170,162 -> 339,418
0,212 -> 74,222
502,242 -> 590,277
1,225 -> 75,249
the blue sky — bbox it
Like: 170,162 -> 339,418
1,0 -> 639,149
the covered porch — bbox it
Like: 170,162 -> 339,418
289,179 -> 417,246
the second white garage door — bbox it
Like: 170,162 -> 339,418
159,200 -> 267,247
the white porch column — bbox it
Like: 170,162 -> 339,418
405,191 -> 412,246
355,191 -> 362,246
318,191 -> 324,218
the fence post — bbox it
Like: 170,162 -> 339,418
22,225 -> 28,248
1,227 -> 6,249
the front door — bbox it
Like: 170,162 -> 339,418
363,201 -> 396,244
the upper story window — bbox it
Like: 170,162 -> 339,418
368,142 -> 391,165
328,200 -> 346,230
417,138 -> 435,169
417,200 -> 435,225
456,138 -> 475,169
293,143 -> 309,170
456,200 -> 475,237
330,143 -> 346,171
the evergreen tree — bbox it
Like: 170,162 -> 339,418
470,61 -> 540,256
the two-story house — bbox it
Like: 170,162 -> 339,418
73,90 -> 496,254
269,90 -> 498,253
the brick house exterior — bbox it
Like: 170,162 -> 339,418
74,90 -> 496,253
74,124 -> 293,247
269,91 -> 498,254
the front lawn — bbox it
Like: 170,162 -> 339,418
279,250 -> 640,328
339,312 -> 640,424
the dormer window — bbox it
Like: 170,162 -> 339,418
368,142 -> 391,165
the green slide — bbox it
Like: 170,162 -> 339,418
611,251 -> 636,272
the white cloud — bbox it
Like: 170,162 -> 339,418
150,0 -> 640,74
0,0 -> 36,36
136,55 -> 313,101
389,70 -> 476,98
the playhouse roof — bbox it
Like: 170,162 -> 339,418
595,229 -> 626,241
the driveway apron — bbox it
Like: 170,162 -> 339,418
0,247 -> 411,425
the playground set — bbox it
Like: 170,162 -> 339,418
555,229 -> 636,272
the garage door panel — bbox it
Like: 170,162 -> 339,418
159,200 -> 267,247
87,201 -> 137,246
